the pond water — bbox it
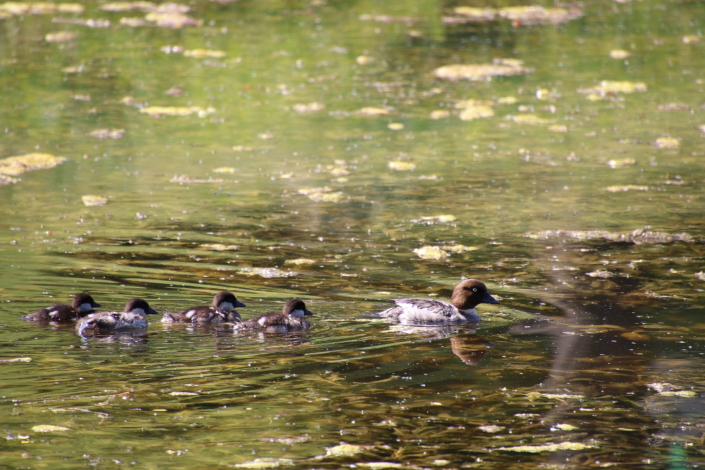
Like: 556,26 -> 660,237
2,0 -> 705,468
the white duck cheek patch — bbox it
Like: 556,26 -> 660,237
131,308 -> 146,316
219,302 -> 234,312
290,309 -> 305,319
78,303 -> 94,313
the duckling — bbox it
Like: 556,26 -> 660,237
22,293 -> 101,323
234,298 -> 313,332
162,291 -> 246,324
377,279 -> 499,324
76,298 -> 158,334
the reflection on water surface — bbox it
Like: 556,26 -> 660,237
2,0 -> 705,467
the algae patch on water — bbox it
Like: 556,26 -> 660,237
32,424 -> 71,432
0,153 -> 67,177
140,106 -> 215,117
434,59 -> 532,81
82,195 -> 109,206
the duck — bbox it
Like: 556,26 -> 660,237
234,298 -> 313,332
162,291 -> 246,324
76,298 -> 158,334
22,293 -> 101,323
377,279 -> 499,324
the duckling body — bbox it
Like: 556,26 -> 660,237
378,279 -> 498,324
162,291 -> 246,324
77,298 -> 158,334
234,298 -> 313,333
22,293 -> 101,323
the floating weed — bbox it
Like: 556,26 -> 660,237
508,114 -> 550,125
292,102 -> 325,113
285,259 -> 316,266
356,463 -> 410,469
459,105 -> 494,121
140,106 -> 215,117
653,137 -> 680,149
497,6 -> 582,25
183,49 -> 226,58
144,12 -> 201,28
356,55 -> 375,65
323,443 -> 371,457
240,267 -> 297,278
647,383 -> 696,397
453,7 -> 495,21
429,110 -> 450,119
87,128 -> 125,139
413,246 -> 447,260
682,35 -> 700,44
100,1 -> 156,12
500,442 -> 595,453
82,195 -> 109,207
32,424 -> 71,432
45,31 -> 77,42
0,2 -> 84,15
0,357 -> 31,363
419,215 -> 457,223
308,192 -> 343,202
548,124 -> 568,132
610,49 -> 631,59
578,80 -> 647,96
434,59 -> 532,81
201,243 -> 238,251
356,107 -> 393,116
388,161 -> 416,171
606,158 -> 636,169
605,185 -> 648,192
479,424 -> 505,433
298,187 -> 331,196
552,423 -> 579,431
169,175 -> 225,183
0,153 -> 67,177
388,122 -> 404,130
213,167 -> 236,174
233,458 -> 294,468
0,175 -> 20,186
119,17 -> 148,26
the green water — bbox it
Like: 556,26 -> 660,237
2,0 -> 705,468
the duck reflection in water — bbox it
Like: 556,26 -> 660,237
78,329 -> 152,347
388,324 -> 494,365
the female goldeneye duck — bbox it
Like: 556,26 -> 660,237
22,293 -> 101,323
162,291 -> 246,324
76,298 -> 158,334
377,279 -> 499,324
234,298 -> 313,332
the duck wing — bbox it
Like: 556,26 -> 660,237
390,298 -> 458,323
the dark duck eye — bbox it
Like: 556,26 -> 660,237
472,287 -> 477,292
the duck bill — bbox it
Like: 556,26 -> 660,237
93,302 -> 102,308
148,307 -> 159,315
235,300 -> 247,308
482,292 -> 500,305
304,309 -> 314,316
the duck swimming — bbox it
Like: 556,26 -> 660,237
161,291 -> 246,324
234,298 -> 313,332
22,293 -> 101,323
76,298 -> 158,334
377,279 -> 499,324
